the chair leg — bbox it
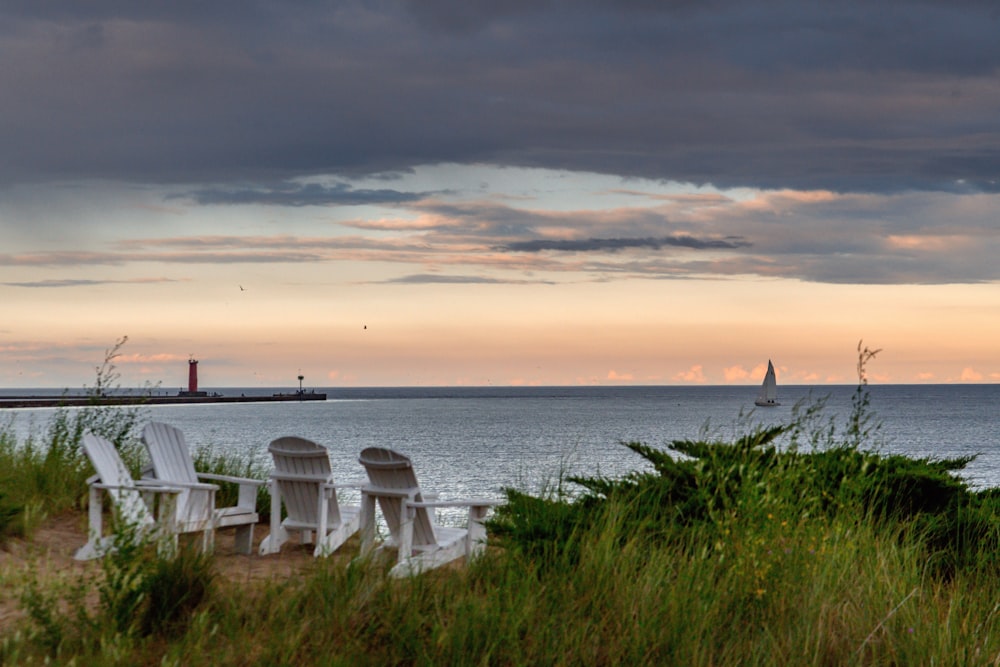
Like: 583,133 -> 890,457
202,525 -> 216,554
259,524 -> 289,555
234,524 -> 254,555
397,504 -> 414,567
259,479 -> 287,555
88,486 -> 104,539
154,493 -> 180,558
466,505 -> 490,558
157,533 -> 179,559
315,486 -> 331,556
75,486 -> 106,560
359,492 -> 376,557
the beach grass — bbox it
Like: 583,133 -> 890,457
13,492 -> 993,666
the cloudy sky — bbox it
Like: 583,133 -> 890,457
2,0 -> 1000,389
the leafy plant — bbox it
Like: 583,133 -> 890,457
0,489 -> 24,545
491,343 -> 998,577
19,515 -> 216,659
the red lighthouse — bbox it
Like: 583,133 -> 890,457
179,358 -> 208,397
188,358 -> 199,394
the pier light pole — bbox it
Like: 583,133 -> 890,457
298,374 -> 304,393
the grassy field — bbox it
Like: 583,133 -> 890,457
1,346 -> 999,665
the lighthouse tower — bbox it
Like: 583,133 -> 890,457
179,358 -> 208,397
188,359 -> 199,393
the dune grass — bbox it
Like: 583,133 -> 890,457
2,344 -> 1000,665
0,338 -> 150,542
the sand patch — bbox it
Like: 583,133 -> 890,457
0,514 -> 351,635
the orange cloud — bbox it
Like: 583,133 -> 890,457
117,353 -> 188,364
607,370 -> 634,381
347,213 -> 462,231
675,365 -> 706,383
885,234 -> 965,251
960,367 -> 983,382
723,365 -> 751,382
743,189 -> 838,213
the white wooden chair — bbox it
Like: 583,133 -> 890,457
358,447 -> 496,577
258,436 -> 363,557
142,422 -> 263,555
75,432 -> 192,560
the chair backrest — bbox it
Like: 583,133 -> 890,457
143,422 -> 199,484
358,447 -> 436,547
268,436 -> 338,526
82,432 -> 153,529
142,422 -> 201,520
142,422 -> 207,524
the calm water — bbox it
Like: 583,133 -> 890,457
3,385 -> 999,519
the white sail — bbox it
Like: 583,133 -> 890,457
754,360 -> 780,406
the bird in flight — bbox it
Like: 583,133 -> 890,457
239,285 -> 245,291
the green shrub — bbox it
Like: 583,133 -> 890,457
0,489 -> 24,545
491,347 -> 997,581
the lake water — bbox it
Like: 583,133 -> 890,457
3,385 -> 999,520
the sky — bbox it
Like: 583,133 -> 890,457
2,0 -> 1000,389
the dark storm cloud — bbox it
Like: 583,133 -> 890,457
501,235 -> 751,252
182,182 -> 432,207
2,1 -> 1000,191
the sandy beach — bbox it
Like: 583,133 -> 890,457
0,514 -> 342,636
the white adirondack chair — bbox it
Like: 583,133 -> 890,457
358,447 -> 496,577
142,422 -> 263,555
75,432 -> 192,560
258,436 -> 363,557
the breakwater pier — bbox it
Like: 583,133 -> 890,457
0,391 -> 327,409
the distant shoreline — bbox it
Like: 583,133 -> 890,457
1,382 -> 997,408
0,392 -> 327,409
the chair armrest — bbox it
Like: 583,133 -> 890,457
93,482 -> 183,495
136,479 -> 219,491
328,480 -> 367,489
269,471 -> 334,483
197,473 -> 266,487
408,499 -> 498,509
362,486 -> 415,499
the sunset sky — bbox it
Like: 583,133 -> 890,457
2,1 -> 1000,389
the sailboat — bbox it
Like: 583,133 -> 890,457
754,360 -> 780,407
